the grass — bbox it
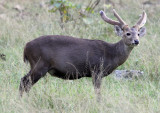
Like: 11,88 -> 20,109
0,0 -> 160,113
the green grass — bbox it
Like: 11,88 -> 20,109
0,0 -> 160,113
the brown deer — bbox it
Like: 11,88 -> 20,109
19,9 -> 147,100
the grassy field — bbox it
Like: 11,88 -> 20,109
0,0 -> 160,113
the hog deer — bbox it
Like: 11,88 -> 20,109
19,9 -> 147,100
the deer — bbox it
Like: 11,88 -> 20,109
19,9 -> 147,100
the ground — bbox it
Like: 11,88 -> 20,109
0,0 -> 160,113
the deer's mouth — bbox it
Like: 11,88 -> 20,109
130,43 -> 139,47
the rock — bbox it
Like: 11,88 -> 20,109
39,1 -> 47,8
114,70 -> 144,80
0,14 -> 9,20
13,4 -> 24,12
0,4 -> 5,11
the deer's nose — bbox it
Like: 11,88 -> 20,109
134,40 -> 139,45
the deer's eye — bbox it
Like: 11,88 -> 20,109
138,33 -> 140,36
126,33 -> 131,36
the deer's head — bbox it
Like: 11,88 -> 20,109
100,9 -> 147,47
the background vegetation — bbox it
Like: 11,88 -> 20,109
0,0 -> 160,113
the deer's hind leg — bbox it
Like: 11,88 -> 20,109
19,60 -> 49,97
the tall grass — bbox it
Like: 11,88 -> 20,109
0,0 -> 160,113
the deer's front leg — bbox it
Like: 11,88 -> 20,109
92,71 -> 103,102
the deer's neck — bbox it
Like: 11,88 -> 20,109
105,39 -> 134,66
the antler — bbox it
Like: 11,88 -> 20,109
113,9 -> 126,25
100,9 -> 127,29
135,11 -> 147,29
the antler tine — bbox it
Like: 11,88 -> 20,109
100,10 -> 121,27
135,11 -> 147,29
113,9 -> 126,25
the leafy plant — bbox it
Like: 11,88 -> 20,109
49,0 -> 79,23
48,0 -> 101,26
85,0 -> 100,14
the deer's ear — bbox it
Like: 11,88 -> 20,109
114,25 -> 123,37
139,27 -> 146,37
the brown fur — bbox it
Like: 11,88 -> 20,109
19,35 -> 134,97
